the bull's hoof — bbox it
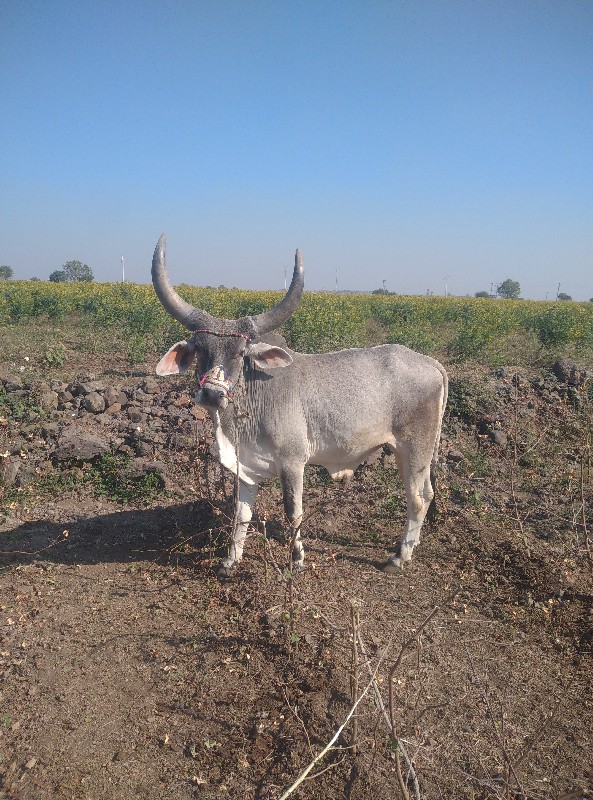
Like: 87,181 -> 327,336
382,556 -> 404,574
290,559 -> 305,574
217,560 -> 238,579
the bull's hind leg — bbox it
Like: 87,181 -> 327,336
218,480 -> 259,578
280,464 -> 305,571
383,445 -> 434,573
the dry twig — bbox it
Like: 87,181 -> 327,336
276,633 -> 393,800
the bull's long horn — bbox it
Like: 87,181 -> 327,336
151,234 -> 217,331
245,249 -> 304,336
152,235 -> 304,337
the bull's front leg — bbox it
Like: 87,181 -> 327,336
218,480 -> 259,578
280,464 -> 305,572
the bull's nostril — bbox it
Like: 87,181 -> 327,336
199,385 -> 227,407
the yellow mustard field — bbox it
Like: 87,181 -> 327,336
1,280 -> 593,358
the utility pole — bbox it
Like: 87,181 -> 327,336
121,257 -> 125,282
556,282 -> 561,300
382,279 -> 387,294
284,266 -> 287,291
335,268 -> 339,293
444,275 -> 450,297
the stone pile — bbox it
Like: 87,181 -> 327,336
1,371 -> 208,491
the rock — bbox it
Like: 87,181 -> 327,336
2,375 -> 23,391
447,449 -> 464,463
78,381 -> 106,395
127,410 -> 147,424
141,378 -> 160,394
127,459 -> 166,482
83,392 -> 106,413
58,390 -> 74,403
39,391 -> 59,410
168,432 -> 193,450
104,387 -> 126,407
551,359 -> 589,387
171,394 -> 191,408
105,403 -> 122,415
1,457 -> 21,488
32,381 -> 52,394
54,427 -> 110,462
489,429 -> 508,448
40,422 -> 60,439
134,440 -> 153,457
14,464 -> 38,488
0,365 -> 18,384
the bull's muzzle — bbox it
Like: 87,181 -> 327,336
196,365 -> 233,409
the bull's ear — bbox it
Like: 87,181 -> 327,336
246,341 -> 293,369
155,340 -> 196,376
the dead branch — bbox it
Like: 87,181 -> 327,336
276,631 -> 393,800
580,437 -> 592,568
0,528 -> 69,557
350,601 -> 361,753
465,646 -> 526,799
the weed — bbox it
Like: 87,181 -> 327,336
449,485 -> 482,507
446,377 -> 495,425
90,453 -> 164,505
36,470 -> 81,496
380,494 -> 404,517
303,465 -> 334,488
125,334 -> 149,366
459,445 -> 492,479
0,388 -> 44,421
42,344 -> 66,368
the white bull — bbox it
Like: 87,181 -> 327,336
152,235 -> 448,576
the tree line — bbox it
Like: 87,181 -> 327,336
476,279 -> 577,301
0,264 -> 591,301
0,260 -> 94,282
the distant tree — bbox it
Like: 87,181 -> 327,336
496,278 -> 521,300
30,277 -> 41,281
49,270 -> 67,282
474,291 -> 491,298
590,298 -> 593,302
557,292 -> 572,301
0,265 -> 13,280
62,260 -> 94,282
372,287 -> 389,295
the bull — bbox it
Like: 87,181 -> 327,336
152,235 -> 448,577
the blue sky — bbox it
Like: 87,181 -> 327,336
1,1 -> 592,299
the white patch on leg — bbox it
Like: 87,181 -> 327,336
384,467 -> 433,574
289,517 -> 305,571
218,482 -> 258,578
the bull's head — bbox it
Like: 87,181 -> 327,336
152,235 -> 304,410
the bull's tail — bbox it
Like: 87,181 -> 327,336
427,463 -> 438,527
427,365 -> 448,529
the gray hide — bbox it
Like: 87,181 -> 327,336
152,236 -> 448,577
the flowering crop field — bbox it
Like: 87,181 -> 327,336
1,280 -> 593,359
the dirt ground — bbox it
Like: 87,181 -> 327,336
1,347 -> 592,800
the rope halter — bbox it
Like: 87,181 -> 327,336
191,329 -> 251,400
